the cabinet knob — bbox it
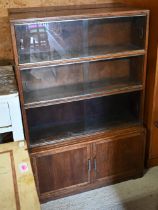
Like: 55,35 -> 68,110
154,121 -> 158,128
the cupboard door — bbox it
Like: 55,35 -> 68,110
31,143 -> 91,199
93,133 -> 145,183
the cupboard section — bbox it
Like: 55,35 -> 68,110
31,128 -> 145,201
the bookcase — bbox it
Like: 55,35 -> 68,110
9,3 -> 149,202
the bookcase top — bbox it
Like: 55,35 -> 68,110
9,3 -> 149,23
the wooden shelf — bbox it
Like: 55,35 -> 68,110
24,81 -> 143,109
29,120 -> 140,148
19,48 -> 145,69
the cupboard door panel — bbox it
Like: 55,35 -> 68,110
32,144 -> 91,196
94,133 -> 145,182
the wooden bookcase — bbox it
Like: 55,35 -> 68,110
9,3 -> 149,202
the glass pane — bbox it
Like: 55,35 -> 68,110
88,16 -> 146,56
15,16 -> 146,64
26,92 -> 141,146
21,56 -> 144,107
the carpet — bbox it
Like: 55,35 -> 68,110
41,167 -> 158,210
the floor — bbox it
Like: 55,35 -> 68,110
0,141 -> 40,210
42,167 -> 158,210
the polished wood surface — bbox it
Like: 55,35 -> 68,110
9,3 -> 148,22
94,134 -> 145,182
31,143 -> 91,197
18,50 -> 145,69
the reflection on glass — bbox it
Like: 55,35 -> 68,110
21,56 -> 144,106
26,92 -> 141,146
15,16 -> 147,64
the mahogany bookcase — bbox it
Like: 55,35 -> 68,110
9,3 -> 149,202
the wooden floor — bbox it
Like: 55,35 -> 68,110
0,141 -> 40,210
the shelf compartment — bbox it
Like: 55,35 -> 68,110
14,15 -> 147,65
21,56 -> 145,109
26,92 -> 142,147
24,84 -> 142,109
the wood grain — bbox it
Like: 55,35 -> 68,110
0,151 -> 19,210
32,143 -> 91,196
94,134 -> 144,182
